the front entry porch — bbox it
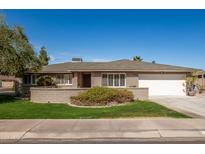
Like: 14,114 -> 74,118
82,73 -> 91,88
77,72 -> 91,88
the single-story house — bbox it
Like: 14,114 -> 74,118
193,71 -> 205,93
23,58 -> 200,103
0,75 -> 15,89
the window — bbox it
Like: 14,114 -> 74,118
23,74 -> 37,85
55,74 -> 72,85
114,74 -> 119,86
108,74 -> 114,86
120,74 -> 125,86
198,75 -> 202,78
102,74 -> 107,86
102,73 -> 126,87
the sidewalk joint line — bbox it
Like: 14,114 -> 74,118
16,120 -> 44,143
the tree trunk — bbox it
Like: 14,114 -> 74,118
14,78 -> 23,96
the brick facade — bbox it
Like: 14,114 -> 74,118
30,87 -> 148,104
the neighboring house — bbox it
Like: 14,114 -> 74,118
0,75 -> 15,89
24,58 -> 199,97
193,71 -> 205,92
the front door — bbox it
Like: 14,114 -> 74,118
82,73 -> 91,87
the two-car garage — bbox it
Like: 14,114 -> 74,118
138,74 -> 186,96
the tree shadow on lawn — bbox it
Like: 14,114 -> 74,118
0,96 -> 16,104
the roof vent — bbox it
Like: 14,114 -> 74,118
72,58 -> 83,62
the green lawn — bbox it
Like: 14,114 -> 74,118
0,96 -> 190,119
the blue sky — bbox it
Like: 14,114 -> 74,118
1,10 -> 205,69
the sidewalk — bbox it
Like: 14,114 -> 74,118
1,119 -> 205,143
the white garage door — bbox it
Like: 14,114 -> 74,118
139,74 -> 186,96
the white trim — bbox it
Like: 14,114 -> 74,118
101,73 -> 126,88
56,84 -> 72,86
69,70 -> 193,73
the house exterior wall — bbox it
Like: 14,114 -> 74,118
30,88 -> 88,103
194,73 -> 205,89
1,81 -> 14,89
127,88 -> 148,100
126,72 -> 139,88
77,72 -> 83,87
72,72 -> 78,88
196,78 -> 204,87
0,75 -> 18,89
202,77 -> 205,88
30,87 -> 148,103
91,72 -> 102,87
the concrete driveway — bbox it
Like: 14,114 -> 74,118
150,95 -> 205,118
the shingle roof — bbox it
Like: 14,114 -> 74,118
39,59 -> 199,73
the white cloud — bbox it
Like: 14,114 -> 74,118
50,55 -> 56,62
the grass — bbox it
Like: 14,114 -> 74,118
0,96 -> 190,119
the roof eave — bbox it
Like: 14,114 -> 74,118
29,69 -> 199,74
67,69 -> 196,73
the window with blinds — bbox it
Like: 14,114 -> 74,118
102,73 -> 126,87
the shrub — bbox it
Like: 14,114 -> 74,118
37,75 -> 56,87
70,87 -> 134,106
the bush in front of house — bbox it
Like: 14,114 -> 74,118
70,87 -> 134,106
37,75 -> 56,87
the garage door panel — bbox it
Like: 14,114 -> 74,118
139,74 -> 186,96
139,74 -> 186,80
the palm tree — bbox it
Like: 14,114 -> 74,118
152,60 -> 156,64
133,56 -> 143,62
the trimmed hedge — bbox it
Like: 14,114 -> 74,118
70,87 -> 134,106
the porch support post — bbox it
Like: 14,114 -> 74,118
72,72 -> 78,88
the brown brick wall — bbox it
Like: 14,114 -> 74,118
127,88 -> 148,100
196,78 -> 205,88
126,72 -> 139,88
91,72 -> 102,87
72,72 -> 78,88
30,88 -> 88,103
30,87 -> 148,104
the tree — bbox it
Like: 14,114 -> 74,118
152,60 -> 156,64
0,15 -> 41,95
133,56 -> 143,62
39,46 -> 50,66
186,76 -> 197,95
0,16 -> 40,76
